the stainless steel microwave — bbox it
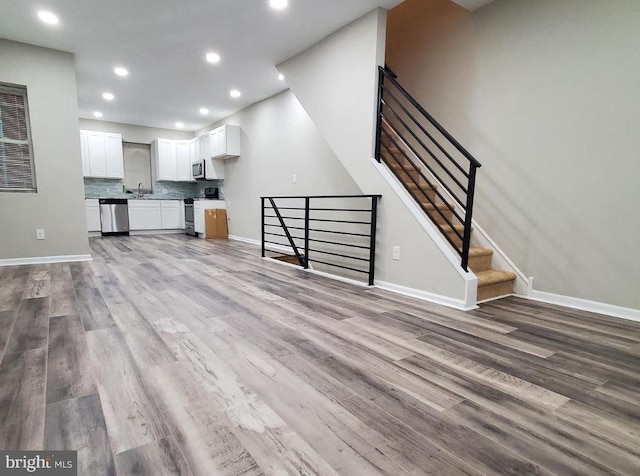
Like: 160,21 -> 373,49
192,160 -> 205,180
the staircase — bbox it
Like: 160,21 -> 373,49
377,66 -> 515,302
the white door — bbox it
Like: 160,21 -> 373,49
87,131 -> 107,177
209,129 -> 221,157
104,133 -> 124,178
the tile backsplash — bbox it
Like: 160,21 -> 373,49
84,178 -> 224,200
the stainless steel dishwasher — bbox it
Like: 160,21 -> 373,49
99,199 -> 130,236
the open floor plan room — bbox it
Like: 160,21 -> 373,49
1,236 -> 639,475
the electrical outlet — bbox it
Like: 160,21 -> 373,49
292,174 -> 297,183
36,229 -> 46,240
392,246 -> 400,260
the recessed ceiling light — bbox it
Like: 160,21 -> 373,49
230,90 -> 241,98
175,122 -> 184,129
37,10 -> 59,25
93,111 -> 103,118
114,67 -> 129,77
269,0 -> 288,10
206,52 -> 221,64
102,92 -> 115,101
278,73 -> 285,81
199,108 -> 209,115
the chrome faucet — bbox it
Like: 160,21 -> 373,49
137,182 -> 143,199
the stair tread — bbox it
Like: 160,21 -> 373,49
469,247 -> 493,257
476,269 -> 517,286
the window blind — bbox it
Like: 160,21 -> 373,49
0,85 -> 36,191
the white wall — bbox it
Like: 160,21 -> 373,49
79,119 -> 193,144
279,9 -> 470,303
0,40 -> 89,261
200,89 -> 361,242
386,0 -> 640,309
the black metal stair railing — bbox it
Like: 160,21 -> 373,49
375,65 -> 481,271
260,195 -> 381,285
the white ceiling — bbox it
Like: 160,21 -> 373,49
0,0 -> 403,132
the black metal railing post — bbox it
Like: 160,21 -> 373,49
375,67 -> 385,162
261,197 -> 265,258
368,196 -> 378,286
304,197 -> 310,269
461,165 -> 478,271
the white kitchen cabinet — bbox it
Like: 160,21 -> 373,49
153,138 -> 193,182
194,200 -> 226,235
128,200 -> 162,230
87,131 -> 107,177
160,200 -> 181,229
202,158 -> 223,180
104,133 -> 125,178
175,140 -> 192,181
209,125 -> 240,159
80,130 -> 124,179
154,138 -> 176,181
85,199 -> 101,232
80,130 -> 91,177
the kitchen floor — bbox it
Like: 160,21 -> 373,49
1,235 -> 640,475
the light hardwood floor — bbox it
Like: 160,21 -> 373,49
1,235 -> 640,475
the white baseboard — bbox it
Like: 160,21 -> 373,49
376,280 -> 476,311
0,254 -> 92,267
522,288 -> 640,323
228,235 -> 260,246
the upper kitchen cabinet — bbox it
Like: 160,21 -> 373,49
80,130 -> 124,179
175,140 -> 191,181
152,138 -> 193,182
209,125 -> 241,159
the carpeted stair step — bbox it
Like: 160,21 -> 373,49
468,247 -> 493,273
420,202 -> 455,225
476,269 -> 517,301
440,224 -> 465,248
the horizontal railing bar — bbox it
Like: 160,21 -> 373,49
307,238 -> 371,250
311,208 -> 372,212
284,226 -> 370,238
380,66 -> 482,169
381,140 -> 465,240
264,215 -> 304,220
262,194 -> 382,200
309,218 -> 371,225
382,89 -> 468,177
308,258 -> 368,274
263,207 -> 306,211
381,128 -> 467,223
264,232 -> 304,241
307,248 -> 370,262
382,101 -> 469,193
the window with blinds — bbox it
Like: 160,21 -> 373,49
0,84 -> 36,191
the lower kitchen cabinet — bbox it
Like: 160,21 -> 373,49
128,201 -> 162,231
128,200 -> 184,232
85,199 -> 101,232
160,200 -> 181,229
